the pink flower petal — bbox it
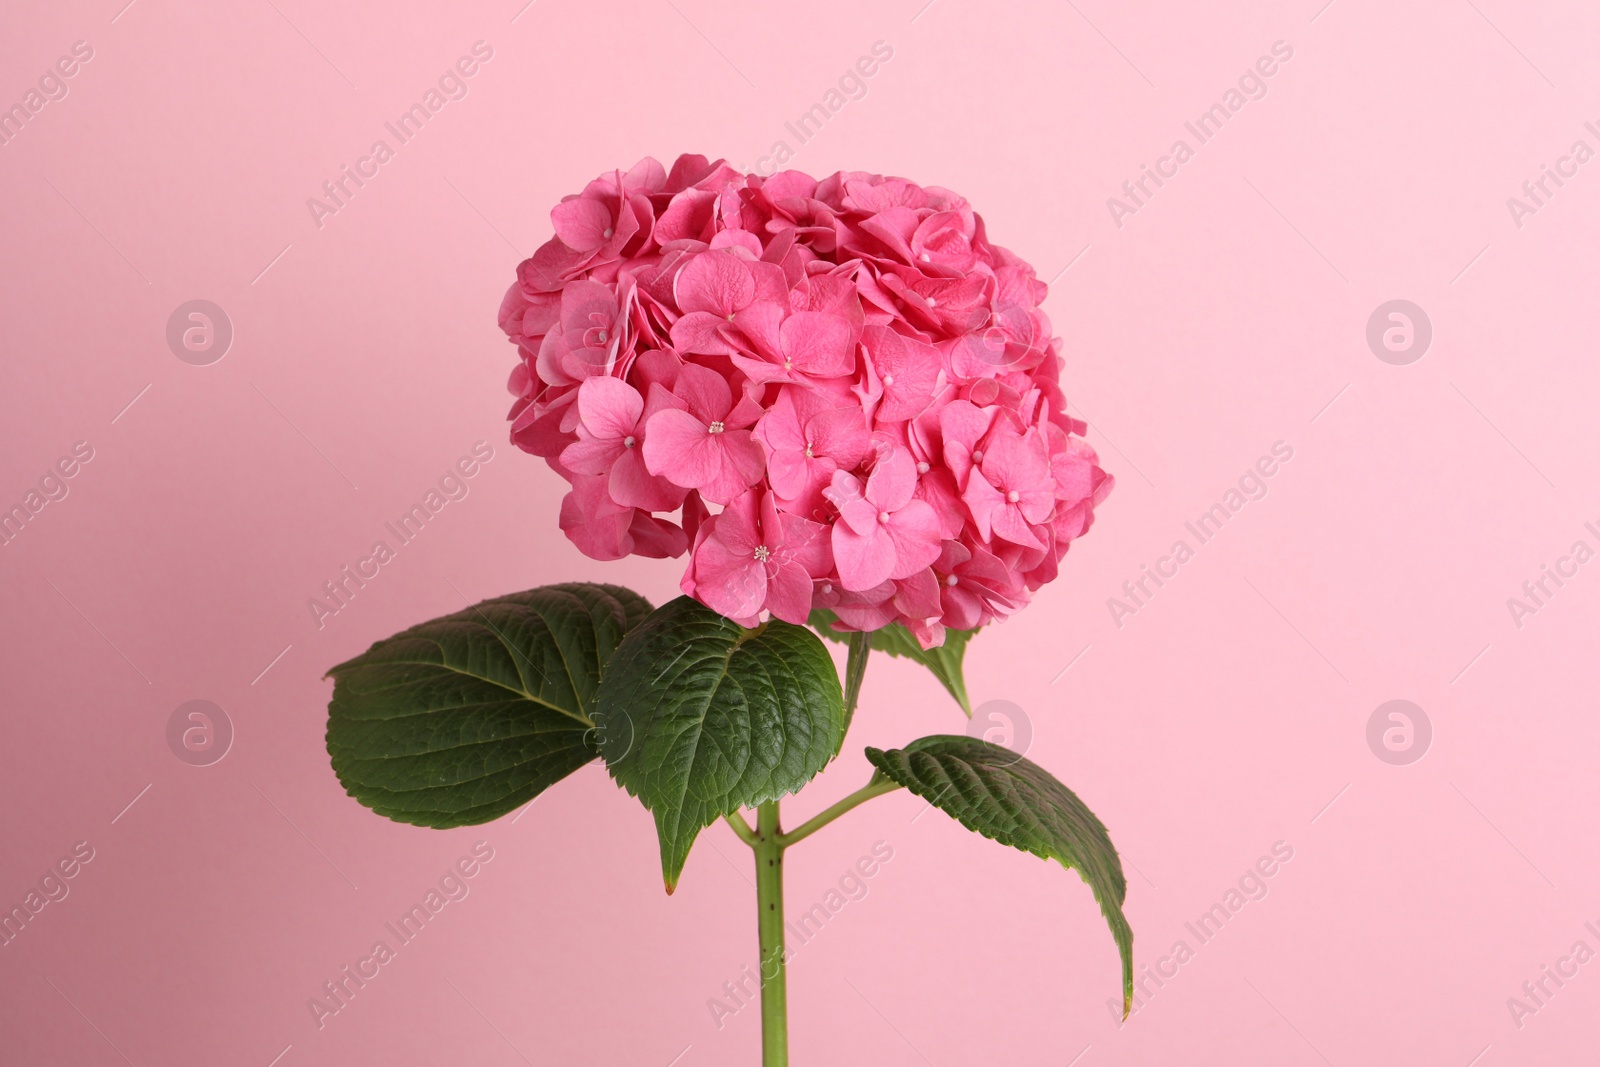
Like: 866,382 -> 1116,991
832,523 -> 895,591
675,251 -> 755,316
884,499 -> 943,578
550,197 -> 612,253
670,311 -> 745,357
753,389 -> 807,452
863,326 -> 939,422
939,400 -> 993,485
730,301 -> 786,361
559,433 -> 622,476
990,504 -> 1046,550
806,405 -> 870,469
764,561 -> 814,624
914,467 -> 965,539
776,513 -> 833,577
698,430 -> 765,505
864,446 -> 917,512
718,490 -> 763,554
779,311 -> 856,377
980,429 -> 1050,494
628,510 -> 688,559
576,376 -> 643,441
672,363 -> 734,424
893,566 -> 943,620
764,449 -> 831,508
642,408 -> 720,488
692,527 -> 767,621
655,189 -> 717,245
559,476 -> 632,560
961,473 -> 1005,542
825,470 -> 878,536
609,448 -> 684,512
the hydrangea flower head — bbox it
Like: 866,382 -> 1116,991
500,155 -> 1112,647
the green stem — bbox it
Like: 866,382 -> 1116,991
742,638 -> 886,1063
755,802 -> 788,1067
723,811 -> 759,848
779,775 -> 902,848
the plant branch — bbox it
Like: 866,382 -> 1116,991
755,801 -> 788,1066
723,811 -> 760,848
778,775 -> 902,848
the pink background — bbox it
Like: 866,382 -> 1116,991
4,0 -> 1598,1063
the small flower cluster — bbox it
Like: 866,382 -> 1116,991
499,155 -> 1111,647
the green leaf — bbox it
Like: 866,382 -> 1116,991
840,630 -> 872,747
864,734 -> 1133,1014
810,608 -> 976,714
594,596 -> 845,892
325,583 -> 653,828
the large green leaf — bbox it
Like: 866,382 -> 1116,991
810,609 -> 977,714
594,596 -> 845,891
864,734 -> 1133,1014
325,583 -> 652,828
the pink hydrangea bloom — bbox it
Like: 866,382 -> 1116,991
500,155 -> 1112,647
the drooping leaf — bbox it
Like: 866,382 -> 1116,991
594,596 -> 845,891
864,734 -> 1133,1014
810,608 -> 976,714
840,630 -> 872,748
325,583 -> 652,828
